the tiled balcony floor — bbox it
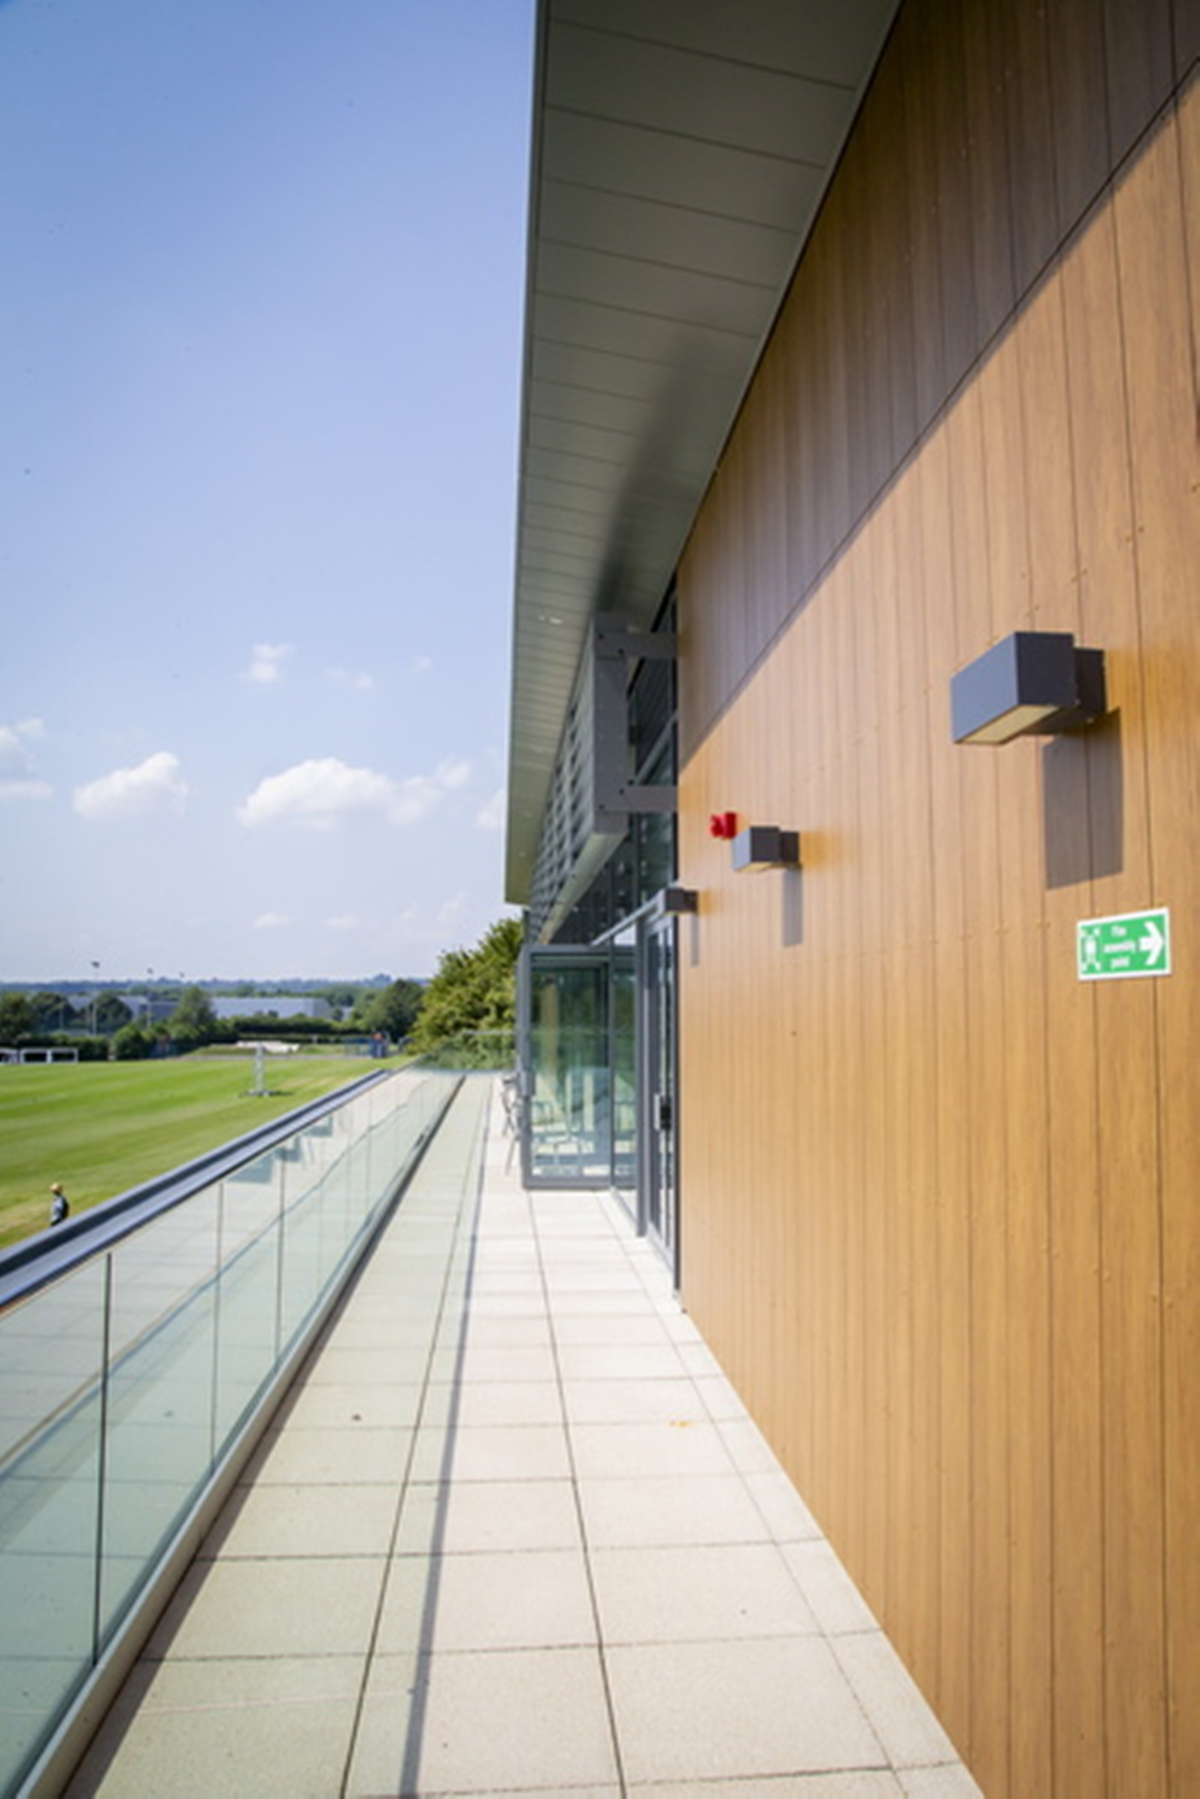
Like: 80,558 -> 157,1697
65,1077 -> 980,1798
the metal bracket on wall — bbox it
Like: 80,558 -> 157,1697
592,614 -> 678,819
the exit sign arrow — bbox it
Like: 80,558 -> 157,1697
1077,907 -> 1171,981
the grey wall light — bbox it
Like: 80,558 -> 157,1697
951,631 -> 1106,745
732,826 -> 800,872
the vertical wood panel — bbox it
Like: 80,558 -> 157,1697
1047,0 -> 1112,229
902,1 -> 950,437
931,0 -> 980,386
1176,0 -> 1200,76
673,6 -> 1196,1794
1006,0 -> 1061,290
857,512 -> 890,1619
1064,191 -> 1167,1799
963,0 -> 1018,346
915,427 -> 972,1740
978,331 -> 1054,1791
1114,93 -> 1200,1793
947,378 -> 1012,1792
1010,275 -> 1077,1799
891,461 -> 942,1692
1103,0 -> 1175,166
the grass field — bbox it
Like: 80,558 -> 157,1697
0,1051 -> 396,1250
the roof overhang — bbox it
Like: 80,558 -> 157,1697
505,0 -> 902,903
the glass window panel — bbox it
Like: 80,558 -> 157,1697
99,1190 -> 220,1645
0,1260 -> 107,1793
213,1153 -> 283,1450
525,954 -> 634,1186
612,959 -> 637,1192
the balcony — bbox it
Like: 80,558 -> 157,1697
8,1075 -> 977,1796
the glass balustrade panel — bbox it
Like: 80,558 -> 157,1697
0,1260 -> 107,1791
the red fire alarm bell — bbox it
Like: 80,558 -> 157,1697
709,811 -> 738,840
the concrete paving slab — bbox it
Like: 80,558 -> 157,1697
272,1378 -> 425,1431
63,1656 -> 361,1799
242,1423 -> 413,1487
831,1631 -> 967,1772
65,1077 -> 980,1798
448,1379 -> 563,1426
349,1647 -> 619,1795
628,1779 -> 904,1798
555,1341 -> 691,1381
577,1470 -> 774,1548
607,1635 -> 887,1785
377,1546 -> 594,1653
144,1556 -> 383,1661
560,1374 -> 708,1426
783,1538 -> 887,1634
199,1480 -> 400,1559
569,1418 -> 736,1480
393,1476 -> 583,1556
552,1312 -> 676,1345
590,1541 -> 821,1644
408,1420 -> 572,1483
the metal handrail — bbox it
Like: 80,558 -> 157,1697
0,1068 -> 392,1312
0,1060 -> 466,1798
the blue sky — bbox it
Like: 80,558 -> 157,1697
0,0 -> 534,984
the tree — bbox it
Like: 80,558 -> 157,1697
29,991 -> 77,1033
352,978 -> 425,1042
318,982 -> 364,1019
112,1022 -> 156,1060
95,993 -> 133,1034
0,992 -> 33,1045
167,984 -> 219,1049
409,917 -> 522,1054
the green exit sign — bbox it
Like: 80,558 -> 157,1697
1077,907 -> 1171,981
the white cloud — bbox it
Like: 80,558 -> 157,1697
242,642 -> 294,685
326,914 -> 360,932
437,891 -> 469,927
327,667 -> 376,692
436,757 -> 471,789
476,786 -> 505,831
72,750 -> 188,822
0,721 -> 52,801
237,756 -> 463,830
253,911 -> 291,931
0,777 -> 53,801
411,655 -> 433,674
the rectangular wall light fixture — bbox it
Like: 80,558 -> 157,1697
951,631 -> 1106,745
732,826 -> 800,872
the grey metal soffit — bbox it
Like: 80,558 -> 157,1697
505,0 -> 901,903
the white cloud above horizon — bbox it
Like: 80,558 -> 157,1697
253,911 -> 291,931
72,751 -> 189,822
0,0 -> 530,982
327,667 -> 376,692
0,720 -> 53,802
476,786 -> 505,831
242,642 -> 294,685
236,755 -> 472,830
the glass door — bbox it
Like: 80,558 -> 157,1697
518,946 -> 634,1188
640,913 -> 677,1274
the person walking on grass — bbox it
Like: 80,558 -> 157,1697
49,1182 -> 69,1226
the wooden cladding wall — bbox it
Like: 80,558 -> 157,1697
682,0 -> 1195,764
676,5 -> 1199,1795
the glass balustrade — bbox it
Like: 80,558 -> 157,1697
0,1059 -> 465,1796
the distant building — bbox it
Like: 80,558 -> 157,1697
208,995 -> 332,1022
